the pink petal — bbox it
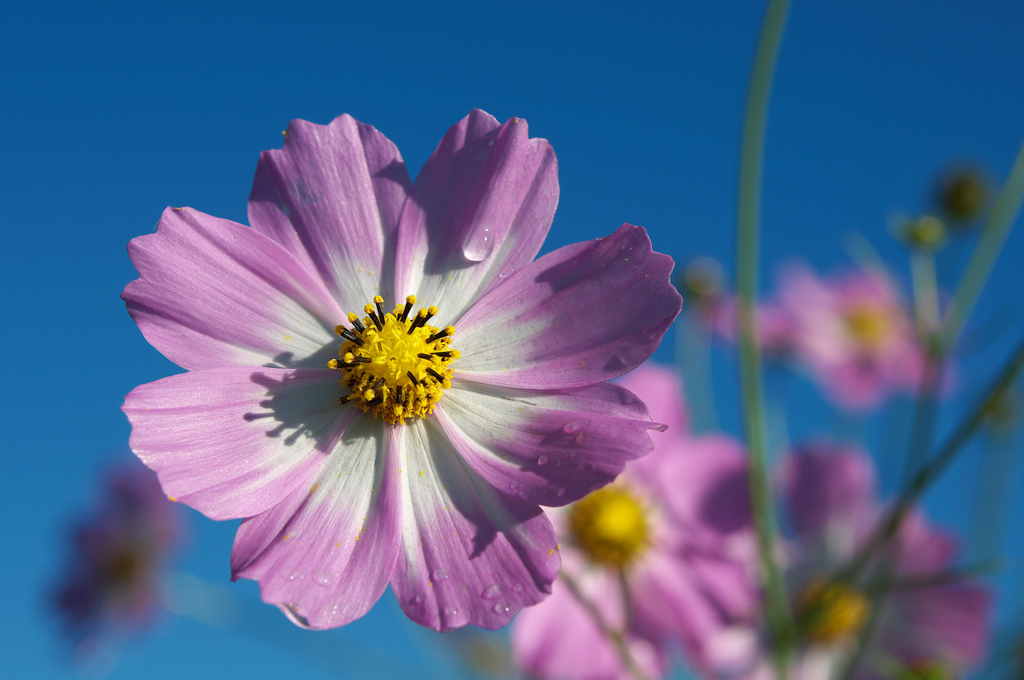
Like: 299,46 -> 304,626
436,381 -> 659,507
389,419 -> 560,631
632,550 -> 758,673
248,114 -> 412,311
393,110 -> 558,325
123,367 -> 344,520
230,418 -> 402,629
511,572 -> 666,680
123,206 -> 344,371
649,435 -> 752,539
887,584 -> 990,666
617,362 -> 689,436
783,444 -> 876,541
454,223 -> 682,388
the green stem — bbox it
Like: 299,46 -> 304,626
941,135 -> 1024,350
910,249 -> 940,335
676,310 -> 720,433
843,331 -> 1024,578
559,571 -> 651,680
900,350 -> 942,485
736,0 -> 794,672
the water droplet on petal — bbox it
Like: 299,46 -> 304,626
492,603 -> 510,615
443,606 -> 459,620
563,420 -> 584,434
512,582 -> 524,592
482,584 -> 503,599
411,593 -> 425,605
313,572 -> 333,587
431,569 -> 449,581
537,455 -> 549,466
463,225 -> 494,262
556,487 -> 566,498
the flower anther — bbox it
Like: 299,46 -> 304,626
568,486 -> 649,568
329,295 -> 460,425
844,304 -> 893,350
796,579 -> 870,644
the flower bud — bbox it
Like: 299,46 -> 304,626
677,256 -> 724,303
936,166 -> 990,225
898,214 -> 947,251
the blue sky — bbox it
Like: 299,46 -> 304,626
4,2 -> 1024,678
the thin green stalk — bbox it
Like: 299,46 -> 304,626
900,351 -> 942,484
841,330 -> 1024,578
676,310 -> 720,433
841,132 -> 1024,587
910,249 -> 940,335
941,136 -> 1024,349
904,250 -> 942,481
736,0 -> 794,672
559,571 -> 651,680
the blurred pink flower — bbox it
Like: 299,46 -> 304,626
511,363 -> 759,680
709,295 -> 798,359
703,445 -> 990,680
777,265 -> 926,411
51,463 -> 180,659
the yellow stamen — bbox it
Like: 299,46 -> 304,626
844,304 -> 893,349
568,486 -> 649,568
330,295 -> 460,425
796,579 -> 870,644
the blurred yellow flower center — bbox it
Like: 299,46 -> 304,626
896,660 -> 953,680
568,486 -> 649,568
844,304 -> 892,349
796,579 -> 870,644
330,295 -> 459,426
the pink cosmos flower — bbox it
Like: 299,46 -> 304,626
704,445 -> 989,680
121,111 -> 682,631
776,264 -> 925,411
511,364 -> 759,679
52,463 -> 180,658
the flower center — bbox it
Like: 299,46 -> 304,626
568,486 -> 649,568
894,661 -> 953,680
796,579 -> 870,644
844,304 -> 892,349
330,295 -> 459,426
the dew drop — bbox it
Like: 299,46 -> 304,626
443,606 -> 459,620
512,582 -> 524,592
563,420 -> 584,434
313,572 -> 332,587
556,487 -> 567,498
492,603 -> 511,615
411,593 -> 425,605
431,568 -> 450,581
482,584 -> 503,600
463,225 -> 494,262
536,455 -> 549,466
